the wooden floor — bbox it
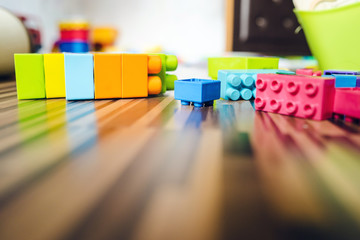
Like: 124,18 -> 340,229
1,68 -> 360,240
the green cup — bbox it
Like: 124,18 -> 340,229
294,3 -> 360,70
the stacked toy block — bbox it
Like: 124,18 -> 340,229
59,21 -> 90,53
218,69 -> 294,101
296,68 -> 322,76
208,57 -> 279,80
149,53 -> 178,93
14,53 -> 178,100
255,74 -> 335,120
174,79 -> 220,107
323,70 -> 360,88
333,88 -> 360,120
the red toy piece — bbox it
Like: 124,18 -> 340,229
296,68 -> 322,76
333,88 -> 360,119
255,74 -> 335,120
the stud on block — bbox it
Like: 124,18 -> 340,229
174,78 -> 220,107
255,73 -> 335,120
148,76 -> 162,95
218,69 -> 293,101
64,53 -> 94,100
14,53 -> 46,99
149,53 -> 178,92
44,53 -> 66,98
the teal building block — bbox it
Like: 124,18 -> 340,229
14,54 -> 46,99
218,69 -> 293,101
64,54 -> 94,100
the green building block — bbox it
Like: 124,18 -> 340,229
14,54 -> 46,99
208,57 -> 279,80
149,53 -> 178,93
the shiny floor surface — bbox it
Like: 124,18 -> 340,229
0,74 -> 360,240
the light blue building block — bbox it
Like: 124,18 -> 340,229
334,75 -> 357,88
322,74 -> 357,88
64,53 -> 94,100
174,79 -> 220,107
218,69 -> 293,101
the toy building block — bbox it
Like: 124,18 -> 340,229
296,68 -> 322,76
208,57 -> 279,79
122,54 -> 162,98
44,53 -> 66,98
255,74 -> 335,120
165,73 -> 178,90
218,69 -> 294,101
174,79 -> 220,107
14,54 -> 46,99
333,75 -> 357,88
60,29 -> 89,41
94,53 -> 122,99
323,70 -> 359,88
59,41 -> 89,53
324,70 -> 360,76
64,53 -> 94,100
149,54 -> 178,92
333,88 -> 360,119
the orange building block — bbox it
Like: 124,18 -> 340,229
122,54 -> 148,98
94,53 -> 122,99
122,54 -> 162,98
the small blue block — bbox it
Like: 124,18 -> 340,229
174,79 -> 220,107
60,41 -> 89,53
65,54 -> 94,100
218,69 -> 293,101
325,74 -> 357,88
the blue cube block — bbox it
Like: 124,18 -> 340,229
330,74 -> 357,88
174,79 -> 220,107
218,69 -> 293,101
64,54 -> 94,100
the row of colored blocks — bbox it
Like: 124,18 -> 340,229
14,53 -> 177,100
217,69 -> 360,102
173,73 -> 360,121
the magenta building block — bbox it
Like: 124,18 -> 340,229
255,74 -> 335,120
333,88 -> 360,119
296,68 -> 322,76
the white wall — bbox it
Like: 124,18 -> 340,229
0,0 -> 225,61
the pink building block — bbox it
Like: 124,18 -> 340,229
333,88 -> 360,119
255,74 -> 335,120
296,68 -> 322,76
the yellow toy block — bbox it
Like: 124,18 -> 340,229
44,53 -> 66,98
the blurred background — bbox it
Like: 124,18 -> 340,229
0,0 -> 315,76
0,0 -> 226,60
